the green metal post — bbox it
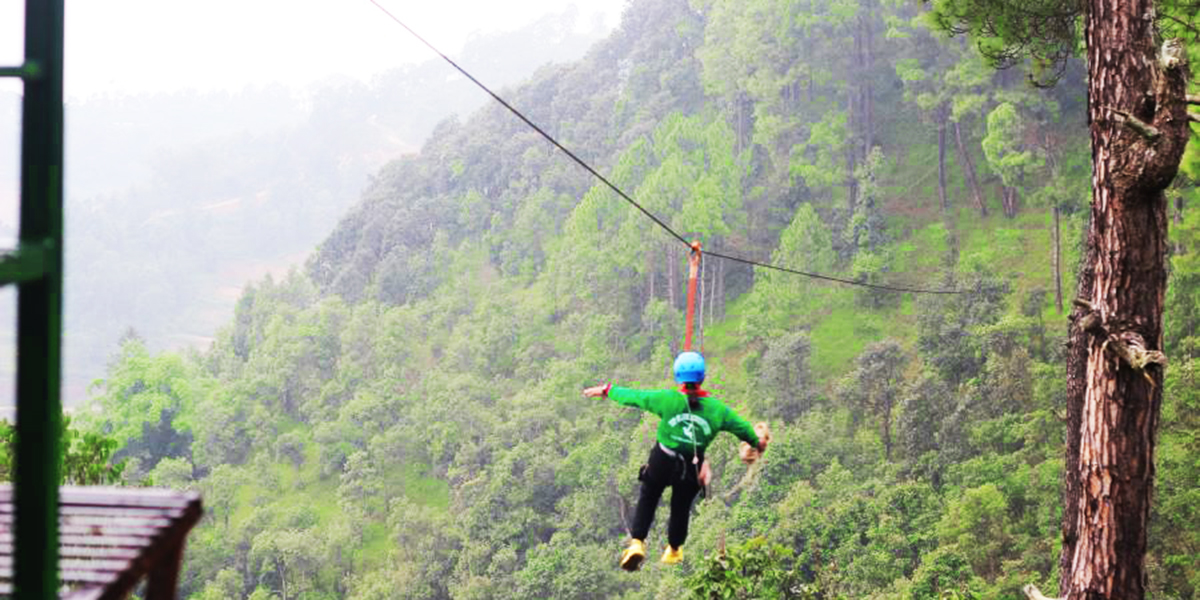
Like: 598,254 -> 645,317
15,0 -> 65,597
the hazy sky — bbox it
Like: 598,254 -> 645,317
1,0 -> 625,98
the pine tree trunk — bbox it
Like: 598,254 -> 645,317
667,244 -> 677,309
735,92 -> 751,154
847,96 -> 859,213
881,396 -> 892,461
734,97 -> 742,154
1063,1 -> 1192,597
1053,205 -> 1063,314
937,119 -> 948,213
998,183 -> 1007,217
717,256 -> 725,318
954,121 -> 987,217
1046,136 -> 1064,314
648,248 -> 656,302
862,6 -> 875,154
1062,215 -> 1095,598
999,185 -> 1019,218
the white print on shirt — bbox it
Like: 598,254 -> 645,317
667,413 -> 712,444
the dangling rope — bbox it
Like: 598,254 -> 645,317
683,241 -> 702,352
699,248 -> 706,352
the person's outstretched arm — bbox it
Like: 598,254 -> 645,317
584,385 -> 671,415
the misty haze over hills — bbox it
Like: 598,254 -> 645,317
0,7 -> 608,405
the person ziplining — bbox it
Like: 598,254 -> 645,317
584,351 -> 770,570
583,243 -> 771,571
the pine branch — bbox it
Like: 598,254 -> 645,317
1023,585 -> 1061,600
1189,112 -> 1200,124
1161,14 -> 1200,36
1188,94 -> 1200,104
1072,299 -> 1105,334
1105,106 -> 1162,141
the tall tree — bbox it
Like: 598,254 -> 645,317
894,19 -> 997,218
981,101 -> 1044,218
931,1 -> 1198,599
842,340 -> 907,461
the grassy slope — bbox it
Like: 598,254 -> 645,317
707,122 -> 1081,407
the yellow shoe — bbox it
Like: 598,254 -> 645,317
620,538 -> 647,571
661,545 -> 683,565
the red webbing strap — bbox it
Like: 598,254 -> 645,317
684,241 -> 702,351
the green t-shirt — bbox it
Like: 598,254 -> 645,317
608,387 -> 759,455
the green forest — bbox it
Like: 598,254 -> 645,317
27,0 -> 1200,598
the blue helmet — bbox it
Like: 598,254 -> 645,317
673,351 -> 706,384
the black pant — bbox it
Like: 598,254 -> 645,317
630,443 -> 702,548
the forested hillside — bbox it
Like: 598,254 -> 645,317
67,0 -> 1199,598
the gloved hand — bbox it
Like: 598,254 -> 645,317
582,384 -> 611,398
754,422 -> 772,449
739,422 -> 771,464
739,442 -> 760,464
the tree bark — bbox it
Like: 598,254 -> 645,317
280,559 -> 288,600
1053,205 -> 1063,314
847,94 -> 860,214
647,247 -> 656,303
717,257 -> 725,318
881,394 -> 893,461
1000,185 -> 1020,218
1062,2 -> 1192,598
667,243 -> 677,309
953,121 -> 987,217
938,118 -> 948,213
1046,135 -> 1064,314
735,92 -> 751,154
1063,225 -> 1096,597
862,5 -> 875,155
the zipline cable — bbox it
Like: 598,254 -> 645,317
705,249 -> 968,295
367,0 -> 688,247
366,0 -> 973,296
